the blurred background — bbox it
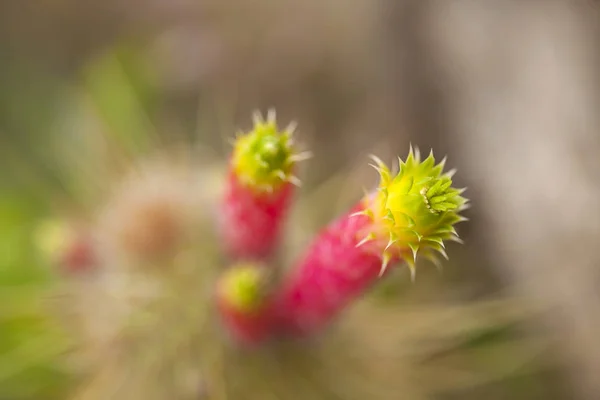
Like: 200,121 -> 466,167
1,0 -> 600,399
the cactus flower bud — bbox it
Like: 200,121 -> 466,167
34,219 -> 97,274
216,263 -> 275,346
219,110 -> 311,260
275,147 -> 468,336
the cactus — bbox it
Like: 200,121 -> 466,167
34,219 -> 98,275
219,109 -> 311,260
273,147 -> 468,336
10,100 -> 559,400
215,262 -> 279,347
363,147 -> 468,276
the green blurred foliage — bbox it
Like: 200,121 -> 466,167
0,192 -> 71,399
0,43 -> 159,400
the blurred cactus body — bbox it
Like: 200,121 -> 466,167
219,110 -> 310,260
216,263 -> 275,346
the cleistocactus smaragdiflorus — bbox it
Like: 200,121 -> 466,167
273,147 -> 468,336
216,262 -> 275,346
31,109 -> 473,400
217,117 -> 468,339
219,110 -> 311,261
34,219 -> 98,275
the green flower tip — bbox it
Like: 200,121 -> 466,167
219,263 -> 268,313
231,109 -> 312,192
356,145 -> 469,280
33,218 -> 74,261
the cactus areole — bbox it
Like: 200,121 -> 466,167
275,147 -> 468,336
